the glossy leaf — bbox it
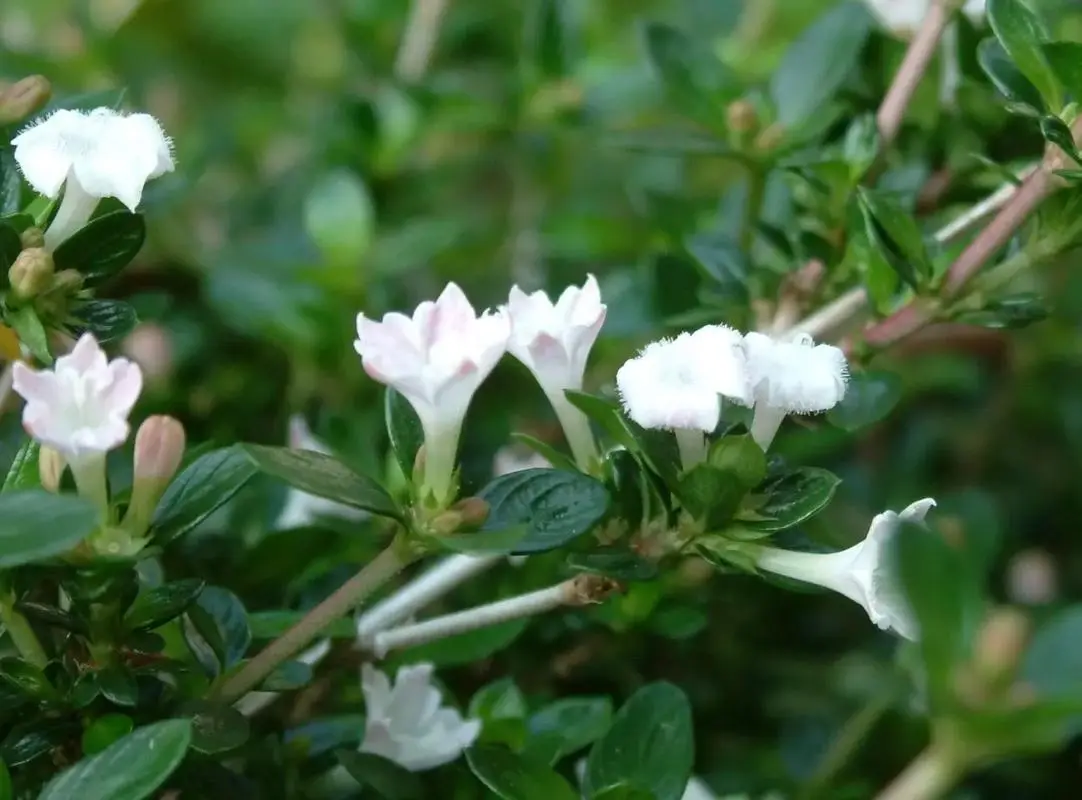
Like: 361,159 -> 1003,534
5,304 -> 51,365
977,37 -> 1046,113
337,750 -> 424,799
987,0 -> 1060,111
1,439 -> 40,493
385,388 -> 424,481
0,223 -> 19,272
0,490 -> 98,568
150,446 -> 258,543
70,300 -> 139,343
180,700 -> 251,755
123,579 -> 206,632
525,696 -> 613,764
466,745 -> 578,800
81,714 -> 134,756
742,468 -> 840,532
52,211 -> 146,286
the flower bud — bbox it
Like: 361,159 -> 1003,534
0,76 -> 51,126
50,269 -> 84,294
973,607 -> 1030,688
450,497 -> 489,528
19,227 -> 44,249
38,446 -> 66,492
122,415 -> 186,537
8,248 -> 54,301
725,99 -> 758,135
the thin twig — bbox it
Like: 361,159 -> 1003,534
394,0 -> 451,82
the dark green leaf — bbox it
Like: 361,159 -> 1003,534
707,434 -> 767,490
98,666 -> 137,707
385,389 -> 424,483
742,468 -> 841,532
16,600 -> 84,633
843,114 -> 880,182
469,678 -> 528,748
242,444 -> 400,520
987,0 -> 1060,111
827,370 -> 902,431
0,150 -> 20,216
1039,115 -> 1082,165
0,719 -> 79,767
337,750 -> 424,800
1043,41 -> 1082,101
770,2 -> 873,127
955,291 -> 1049,329
249,611 -> 355,640
0,658 -> 55,700
123,579 -> 206,631
526,0 -> 573,79
977,37 -> 1046,113
566,549 -> 658,582
0,223 -> 19,273
150,446 -> 258,543
259,660 -> 313,691
5,304 -> 51,364
70,300 -> 139,343
1,439 -> 40,493
284,714 -> 366,758
179,701 -> 251,755
466,745 -> 578,800
81,714 -> 134,756
583,682 -> 693,800
52,211 -> 146,286
678,465 -> 746,528
641,22 -> 729,126
564,391 -> 639,453
479,468 -> 610,554
193,586 -> 251,669
38,719 -> 191,800
684,231 -> 748,299
0,758 -> 10,800
0,490 -> 98,567
525,697 -> 613,764
856,187 -> 931,287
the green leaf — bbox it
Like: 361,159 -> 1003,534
179,700 -> 251,755
566,549 -> 658,582
0,223 -> 19,273
97,666 -> 138,707
678,465 -> 746,528
742,468 -> 840,532
842,114 -> 880,182
123,579 -> 206,632
827,370 -> 902,431
641,22 -> 729,126
0,150 -> 21,216
249,611 -> 355,640
242,444 -> 400,520
52,211 -> 146,286
770,2 -> 873,128
1039,115 -> 1082,165
954,291 -> 1049,329
192,586 -> 251,670
303,169 -> 374,269
259,660 -> 313,691
81,714 -> 134,756
977,37 -> 1046,114
509,433 -> 579,473
150,446 -> 258,543
470,678 -> 528,748
466,745 -> 578,800
1043,41 -> 1082,102
437,526 -> 529,555
526,0 -> 573,79
0,758 -> 11,800
583,682 -> 693,800
0,720 -> 79,767
385,388 -> 424,482
0,658 -> 55,700
525,696 -> 613,764
1,439 -> 40,493
564,391 -> 639,453
70,300 -> 139,343
336,750 -> 424,799
987,0 -> 1061,112
856,187 -> 931,288
707,434 -> 767,490
1023,606 -> 1082,699
38,719 -> 192,800
0,490 -> 98,567
478,468 -> 610,554
5,304 -> 51,365
894,521 -> 984,709
684,231 -> 749,299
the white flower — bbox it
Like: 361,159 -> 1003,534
752,498 -> 937,640
13,107 -> 174,249
493,444 -> 551,477
505,276 -> 605,468
616,324 -> 750,468
12,333 -> 142,511
274,415 -> 368,530
355,283 -> 509,506
360,663 -> 481,772
743,331 -> 848,451
863,0 -> 985,37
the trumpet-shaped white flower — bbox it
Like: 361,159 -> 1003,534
752,498 -> 937,640
360,663 -> 481,772
274,415 -> 368,530
505,275 -> 605,469
355,283 -> 509,506
13,107 -> 174,249
616,324 -> 750,468
743,331 -> 848,451
863,0 -> 985,37
12,333 -> 142,512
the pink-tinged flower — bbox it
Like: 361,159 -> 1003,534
752,498 -> 936,640
505,276 -> 605,468
122,415 -> 186,537
360,663 -> 481,771
13,107 -> 174,249
616,324 -> 750,468
12,333 -> 142,511
355,283 -> 509,506
743,331 -> 848,451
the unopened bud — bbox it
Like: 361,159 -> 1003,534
49,269 -> 84,294
428,508 -> 464,536
726,99 -> 758,135
8,248 -> 54,301
122,416 -> 186,537
973,607 -> 1030,688
39,446 -> 66,492
753,123 -> 785,153
450,497 -> 489,528
134,415 -> 186,483
19,227 -> 44,249
0,76 -> 51,126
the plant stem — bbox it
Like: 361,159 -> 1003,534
802,688 -> 897,799
876,0 -> 955,147
394,0 -> 451,82
739,167 -> 765,253
215,543 -> 413,704
0,600 -> 47,668
874,746 -> 962,800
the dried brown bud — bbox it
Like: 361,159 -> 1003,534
8,248 -> 54,300
563,574 -> 622,606
0,76 -> 51,125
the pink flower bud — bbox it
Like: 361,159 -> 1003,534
38,446 -> 65,492
133,415 -> 186,483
